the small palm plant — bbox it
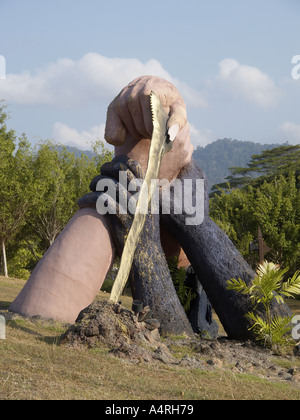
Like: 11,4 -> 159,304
168,257 -> 196,313
227,261 -> 300,349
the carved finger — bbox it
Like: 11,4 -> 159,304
167,100 -> 188,133
126,83 -> 151,139
115,89 -> 144,141
105,102 -> 127,146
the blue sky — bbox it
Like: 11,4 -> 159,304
0,0 -> 300,151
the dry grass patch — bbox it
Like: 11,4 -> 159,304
1,276 -> 300,400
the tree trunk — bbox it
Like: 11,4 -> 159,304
25,240 -> 40,264
1,239 -> 8,278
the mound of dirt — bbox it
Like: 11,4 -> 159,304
61,299 -> 300,386
61,299 -> 176,364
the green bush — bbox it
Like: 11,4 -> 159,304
227,261 -> 300,349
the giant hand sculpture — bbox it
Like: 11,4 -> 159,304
9,76 -> 193,329
9,75 -> 291,339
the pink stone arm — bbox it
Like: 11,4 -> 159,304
9,208 -> 116,323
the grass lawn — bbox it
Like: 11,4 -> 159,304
1,276 -> 300,400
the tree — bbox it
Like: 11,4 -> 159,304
27,141 -> 86,249
0,103 -> 114,277
0,103 -> 35,277
210,144 -> 300,275
0,103 -> 14,276
210,172 -> 300,275
26,139 -> 113,252
91,138 -> 113,173
211,144 -> 300,193
194,138 -> 281,191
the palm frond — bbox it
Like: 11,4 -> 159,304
256,261 -> 280,278
227,278 -> 250,294
280,270 -> 300,299
246,311 -> 293,348
228,261 -> 298,349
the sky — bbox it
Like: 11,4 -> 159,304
0,0 -> 300,152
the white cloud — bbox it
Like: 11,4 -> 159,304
0,53 -> 206,109
189,124 -> 214,148
52,121 -> 109,150
52,120 -> 214,151
279,121 -> 300,144
218,58 -> 282,108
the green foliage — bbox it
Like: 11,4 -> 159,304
193,138 -> 280,191
0,104 -> 36,277
246,312 -> 293,350
27,140 -> 100,249
90,139 -> 114,172
0,103 -> 113,277
168,257 -> 196,313
227,261 -> 300,349
210,146 -> 300,275
7,241 -> 42,280
211,144 -> 300,193
210,172 -> 300,273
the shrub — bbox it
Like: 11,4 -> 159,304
227,261 -> 300,349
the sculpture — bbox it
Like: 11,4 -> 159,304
9,76 -> 291,339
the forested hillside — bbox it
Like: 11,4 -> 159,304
210,144 -> 300,274
65,138 -> 283,191
193,138 -> 282,190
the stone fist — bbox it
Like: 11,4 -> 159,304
104,76 -> 194,181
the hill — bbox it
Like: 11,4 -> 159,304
63,139 -> 283,191
56,144 -> 95,159
193,139 -> 282,190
